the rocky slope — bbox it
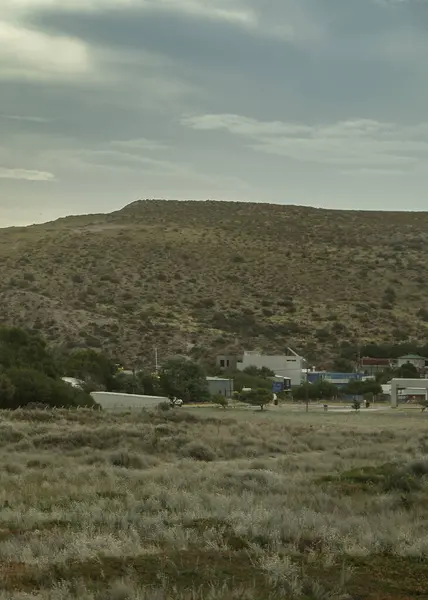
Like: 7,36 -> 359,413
1,199 -> 427,368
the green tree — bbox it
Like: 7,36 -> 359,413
293,382 -> 315,401
313,380 -> 338,400
292,380 -> 337,402
112,370 -> 163,396
352,399 -> 361,411
231,371 -> 273,392
376,368 -> 396,385
61,349 -> 117,390
112,372 -> 144,395
136,371 -> 162,396
376,363 -> 420,384
332,357 -> 354,373
396,363 -> 420,379
240,388 -> 273,410
212,393 -> 228,409
363,380 -> 382,396
0,373 -> 15,408
243,366 -> 275,378
343,379 -> 382,397
159,359 -> 209,403
0,326 -> 58,377
4,368 -> 95,409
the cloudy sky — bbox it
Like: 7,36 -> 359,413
1,0 -> 427,225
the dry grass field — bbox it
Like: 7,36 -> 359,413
1,199 -> 428,365
1,405 -> 428,599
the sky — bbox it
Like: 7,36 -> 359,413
1,0 -> 427,226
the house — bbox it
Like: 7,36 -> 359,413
397,354 -> 426,372
360,357 -> 392,377
236,351 -> 304,386
216,355 -> 239,371
206,377 -> 234,397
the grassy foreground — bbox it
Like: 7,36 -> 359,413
0,406 -> 428,599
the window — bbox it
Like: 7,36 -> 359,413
220,359 -> 225,367
226,359 -> 230,367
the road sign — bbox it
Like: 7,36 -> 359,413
272,381 -> 284,393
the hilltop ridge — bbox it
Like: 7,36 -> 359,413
1,199 -> 427,367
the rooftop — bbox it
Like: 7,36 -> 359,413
361,357 -> 391,365
399,354 -> 426,360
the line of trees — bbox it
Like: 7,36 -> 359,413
374,362 -> 420,384
291,378 -> 383,403
0,327 -> 96,409
0,326 -> 213,409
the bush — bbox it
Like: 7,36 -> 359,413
0,326 -> 58,377
0,373 -> 15,407
232,372 -> 273,392
183,441 -> 216,461
159,359 -> 210,403
60,348 -> 117,390
240,388 -> 273,410
109,451 -> 145,469
158,401 -> 171,412
1,368 -> 95,409
243,366 -> 274,378
408,460 -> 428,477
212,394 -> 228,409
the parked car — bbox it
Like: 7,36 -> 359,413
170,397 -> 183,407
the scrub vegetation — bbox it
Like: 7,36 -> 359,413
2,199 -> 428,366
0,405 -> 427,599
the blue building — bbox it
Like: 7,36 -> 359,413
306,372 -> 362,389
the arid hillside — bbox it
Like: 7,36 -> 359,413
1,199 -> 427,367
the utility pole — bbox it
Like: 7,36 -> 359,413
154,347 -> 159,374
304,357 -> 309,412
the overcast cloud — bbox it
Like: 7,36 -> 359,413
1,0 -> 427,225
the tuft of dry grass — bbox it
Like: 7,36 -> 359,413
0,406 -> 428,598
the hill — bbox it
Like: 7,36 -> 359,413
1,199 -> 428,368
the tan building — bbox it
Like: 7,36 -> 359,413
216,355 -> 239,371
360,357 -> 392,376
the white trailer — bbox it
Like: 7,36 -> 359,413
91,391 -> 169,411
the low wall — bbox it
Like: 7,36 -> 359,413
91,392 -> 169,411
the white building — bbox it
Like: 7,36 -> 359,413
91,391 -> 169,411
206,377 -> 234,397
396,354 -> 426,372
237,351 -> 304,386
